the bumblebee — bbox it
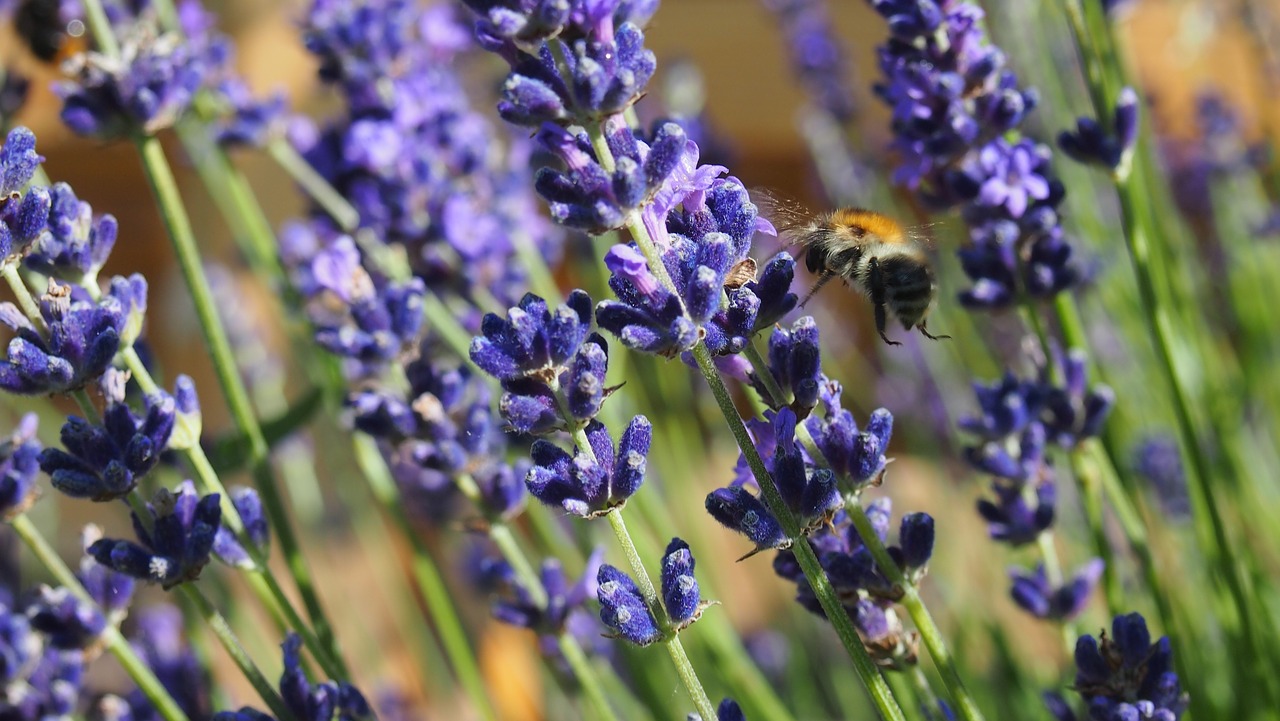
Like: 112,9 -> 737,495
762,196 -> 948,346
14,0 -> 87,64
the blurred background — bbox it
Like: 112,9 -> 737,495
3,0 -> 1279,718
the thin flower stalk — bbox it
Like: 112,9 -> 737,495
75,0 -> 348,675
8,513 -> 190,721
1056,0 -> 1269,695
351,434 -> 500,721
739,340 -> 983,720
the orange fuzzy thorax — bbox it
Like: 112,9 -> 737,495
827,208 -> 908,245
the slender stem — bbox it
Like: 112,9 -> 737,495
2,264 -> 43,326
9,514 -> 191,721
352,434 -> 499,721
130,134 -> 344,671
267,139 -> 361,232
745,339 -> 788,408
556,631 -> 623,721
179,585 -> 295,721
606,510 -> 717,721
843,494 -> 986,721
1067,447 -> 1123,620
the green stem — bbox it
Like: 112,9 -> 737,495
179,585 -> 295,721
744,339 -> 981,719
606,510 -> 717,721
352,434 -> 499,721
267,139 -> 361,232
693,345 -> 904,721
130,134 -> 344,672
9,514 -> 190,721
1,264 -> 43,327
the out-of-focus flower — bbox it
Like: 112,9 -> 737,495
762,0 -> 857,122
213,634 -> 372,721
1132,436 -> 1190,519
127,604 -> 213,720
1059,87 -> 1139,172
0,413 -> 41,517
1072,613 -> 1188,720
689,697 -> 747,721
1009,559 -> 1103,622
212,487 -> 270,569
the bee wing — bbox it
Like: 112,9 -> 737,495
748,187 -> 818,238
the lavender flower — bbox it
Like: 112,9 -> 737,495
753,316 -> 823,417
470,290 -> 593,382
525,416 -> 651,517
214,632 -> 372,721
77,526 -> 136,625
0,126 -> 43,198
0,281 -> 125,395
1072,613 -> 1188,720
865,0 -> 1079,309
762,0 -> 857,122
88,481 -> 222,589
212,487 -> 270,569
26,585 -> 105,651
704,485 -> 788,556
24,182 -> 119,285
803,379 -> 895,487
689,697 -> 747,721
57,16 -> 206,138
596,563 -> 661,646
660,538 -> 703,627
0,129 -> 49,258
479,547 -> 605,664
1059,87 -> 1140,172
1009,559 -> 1103,622
127,604 -> 212,721
1132,436 -> 1189,519
0,413 -> 41,517
0,70 -> 29,127
40,369 -> 179,501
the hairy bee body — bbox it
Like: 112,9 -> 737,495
15,0 -> 85,64
777,205 -> 946,346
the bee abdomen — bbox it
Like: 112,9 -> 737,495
876,254 -> 935,327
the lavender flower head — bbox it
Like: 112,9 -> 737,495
0,126 -> 50,263
0,280 -> 126,396
88,481 -> 222,589
478,547 -> 606,664
1009,558 -> 1103,622
24,182 -> 118,286
1072,613 -> 1188,720
864,0 -> 1080,309
57,12 -> 206,138
217,633 -> 372,721
0,412 -> 41,517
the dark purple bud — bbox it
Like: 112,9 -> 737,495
610,415 -> 651,501
660,538 -> 700,625
213,487 -> 270,569
898,512 -> 935,570
705,486 -> 787,552
597,564 -> 661,645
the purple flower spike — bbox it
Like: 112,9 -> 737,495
0,126 -> 44,196
754,317 -> 822,416
0,281 -> 125,396
27,585 -> 106,651
57,19 -> 206,139
470,291 -> 593,382
597,244 -> 698,356
850,408 -> 894,486
704,486 -> 787,555
597,564 -> 661,646
1058,87 -> 1140,171
0,413 -> 41,517
1073,613 -> 1187,720
25,183 -> 119,284
977,478 -> 1056,545
1010,559 -> 1103,622
1133,436 -> 1189,519
689,697 -> 747,721
0,184 -> 50,261
525,416 -> 650,517
745,252 -> 798,331
314,274 -> 425,371
88,482 -> 222,589
40,370 -> 177,502
77,526 -> 135,624
213,487 -> 271,570
660,538 -> 701,626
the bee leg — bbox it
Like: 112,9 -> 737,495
798,272 -> 836,308
917,320 -> 951,342
868,258 -> 901,346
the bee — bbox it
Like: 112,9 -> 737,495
14,0 -> 87,64
759,194 -> 949,346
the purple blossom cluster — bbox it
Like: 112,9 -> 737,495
1046,613 -> 1188,721
774,499 -> 934,668
596,538 -> 705,646
961,350 -> 1114,622
289,0 -> 560,336
214,634 -> 373,721
864,0 -> 1102,309
760,0 -> 858,123
0,517 -> 139,718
